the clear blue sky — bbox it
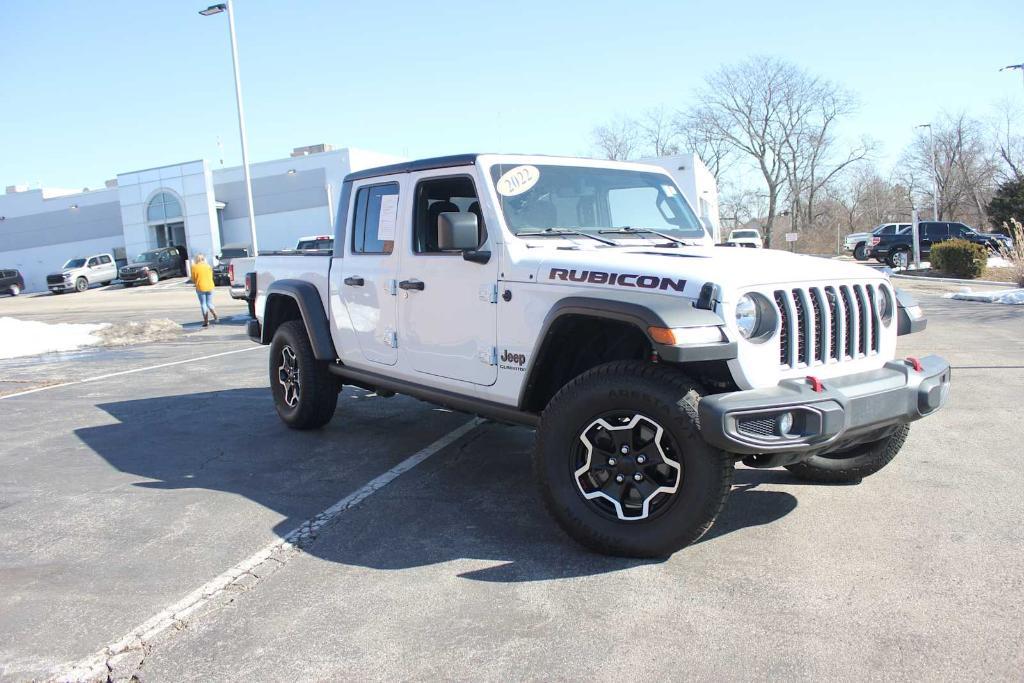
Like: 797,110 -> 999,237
2,0 -> 1022,190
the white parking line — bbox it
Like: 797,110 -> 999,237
0,346 -> 264,400
56,417 -> 483,682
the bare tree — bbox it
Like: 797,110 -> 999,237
636,106 -> 681,157
682,57 -> 859,248
898,113 -> 998,226
675,108 -> 733,180
591,116 -> 641,161
990,100 -> 1024,182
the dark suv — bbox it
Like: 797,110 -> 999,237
870,221 -> 1014,267
120,247 -> 186,286
1,269 -> 24,296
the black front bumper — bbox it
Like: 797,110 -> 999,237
699,355 -> 951,457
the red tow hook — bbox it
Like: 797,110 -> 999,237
905,356 -> 923,372
805,375 -> 824,393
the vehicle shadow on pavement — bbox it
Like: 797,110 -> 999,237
75,389 -> 800,584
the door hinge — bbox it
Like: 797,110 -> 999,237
479,284 -> 498,304
479,346 -> 498,365
387,279 -> 398,296
384,329 -> 398,348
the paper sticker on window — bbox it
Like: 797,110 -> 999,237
496,165 -> 540,197
377,194 -> 398,241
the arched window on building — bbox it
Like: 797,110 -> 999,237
147,192 -> 186,248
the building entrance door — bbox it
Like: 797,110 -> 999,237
152,222 -> 186,248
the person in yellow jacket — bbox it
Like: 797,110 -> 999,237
191,254 -> 219,328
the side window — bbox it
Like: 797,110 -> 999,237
413,176 -> 484,253
951,223 -> 969,237
100,255 -> 111,264
86,257 -> 98,267
351,183 -> 399,255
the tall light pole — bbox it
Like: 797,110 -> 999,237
916,123 -> 939,221
1000,63 -> 1024,89
200,2 -> 258,256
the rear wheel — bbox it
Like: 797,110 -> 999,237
887,247 -> 910,269
269,320 -> 339,430
75,277 -> 88,293
853,242 -> 869,260
534,361 -> 733,558
785,425 -> 909,483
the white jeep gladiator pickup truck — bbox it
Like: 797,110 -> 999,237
242,154 -> 950,558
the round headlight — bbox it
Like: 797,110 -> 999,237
875,286 -> 893,325
735,295 -> 759,339
735,293 -> 777,342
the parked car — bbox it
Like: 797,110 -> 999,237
119,247 -> 186,286
46,254 -> 117,294
726,228 -> 763,248
1,269 -> 25,296
295,234 -> 334,250
213,243 -> 251,286
870,221 -> 1014,268
845,224 -> 910,261
240,152 -> 949,559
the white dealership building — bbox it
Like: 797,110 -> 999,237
0,147 -> 720,293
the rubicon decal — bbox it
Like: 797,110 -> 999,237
548,268 -> 685,292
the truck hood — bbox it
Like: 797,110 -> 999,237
527,245 -> 886,299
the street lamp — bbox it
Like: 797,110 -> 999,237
200,1 -> 259,256
916,123 -> 939,221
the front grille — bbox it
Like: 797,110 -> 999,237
772,283 -> 883,369
46,274 -> 67,285
737,416 -> 776,437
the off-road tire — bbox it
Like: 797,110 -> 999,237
887,247 -> 910,269
9,285 -> 20,296
74,277 -> 88,293
269,320 -> 339,430
853,242 -> 869,260
534,360 -> 734,558
785,424 -> 909,483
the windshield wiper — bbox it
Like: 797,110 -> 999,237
516,228 -> 618,246
599,226 -> 700,247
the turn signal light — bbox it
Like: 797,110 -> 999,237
647,326 -> 724,345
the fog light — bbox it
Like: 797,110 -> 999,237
776,412 -> 794,436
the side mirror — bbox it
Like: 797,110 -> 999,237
437,212 -> 480,251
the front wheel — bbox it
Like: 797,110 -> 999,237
269,320 -> 339,430
785,424 -> 909,483
534,361 -> 733,558
853,242 -> 869,260
9,285 -> 20,296
887,248 -> 910,269
75,277 -> 88,293
147,271 -> 159,285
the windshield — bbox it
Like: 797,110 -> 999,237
296,239 -> 333,250
134,251 -> 160,263
63,258 -> 86,269
488,164 -> 705,240
731,230 -> 759,238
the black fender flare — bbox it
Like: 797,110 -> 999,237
518,294 -> 736,408
263,279 -> 336,360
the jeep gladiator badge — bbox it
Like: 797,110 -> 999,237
548,268 -> 685,292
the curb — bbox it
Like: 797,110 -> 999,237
890,273 -> 1015,287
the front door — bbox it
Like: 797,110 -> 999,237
397,172 -> 498,386
334,180 -> 402,366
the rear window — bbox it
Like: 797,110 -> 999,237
731,230 -> 759,238
351,183 -> 399,255
296,238 -> 334,250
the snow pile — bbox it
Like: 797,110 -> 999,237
0,317 -> 184,359
0,316 -> 109,359
942,288 -> 1024,305
987,255 -> 1012,268
95,318 -> 181,347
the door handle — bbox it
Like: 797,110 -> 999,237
398,279 -> 425,291
344,276 -> 364,287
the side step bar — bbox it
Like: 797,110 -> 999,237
328,364 -> 540,428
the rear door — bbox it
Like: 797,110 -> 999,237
332,178 -> 403,366
396,169 -> 498,386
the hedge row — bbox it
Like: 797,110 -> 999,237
929,239 -> 988,279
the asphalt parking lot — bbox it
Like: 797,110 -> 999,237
1,280 -> 1022,681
